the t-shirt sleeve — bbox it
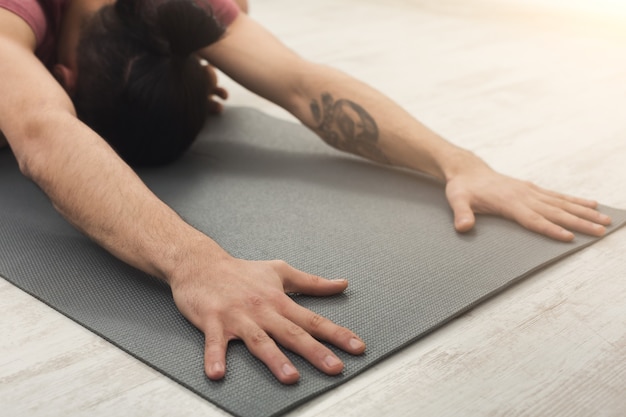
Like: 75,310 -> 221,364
196,0 -> 240,27
0,0 -> 47,46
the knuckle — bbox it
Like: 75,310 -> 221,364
285,323 -> 306,338
248,329 -> 271,347
308,313 -> 326,330
307,273 -> 321,286
525,211 -> 544,225
273,295 -> 292,315
246,295 -> 265,309
332,327 -> 353,342
309,345 -> 331,362
449,187 -> 469,200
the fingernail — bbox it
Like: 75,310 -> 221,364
324,355 -> 342,368
349,338 -> 364,351
282,363 -> 298,377
211,362 -> 224,375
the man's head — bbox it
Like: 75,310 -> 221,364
56,0 -> 224,166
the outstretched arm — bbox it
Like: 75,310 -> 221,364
202,14 -> 611,241
0,9 -> 364,384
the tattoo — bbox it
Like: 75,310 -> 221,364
309,93 -> 389,164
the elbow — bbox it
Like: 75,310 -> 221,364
287,62 -> 343,130
10,112 -> 67,184
16,146 -> 41,182
13,133 -> 45,183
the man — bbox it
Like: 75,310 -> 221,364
0,0 -> 611,385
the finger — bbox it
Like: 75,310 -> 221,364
214,86 -> 228,100
276,261 -> 348,296
446,190 -> 476,232
265,314 -> 345,375
511,205 -> 575,241
533,185 -> 599,209
287,303 -> 366,356
537,203 -> 606,237
239,321 -> 300,384
203,64 -> 218,85
538,194 -> 612,227
203,320 -> 228,380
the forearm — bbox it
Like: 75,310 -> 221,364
288,63 -> 484,181
13,112 -> 228,283
0,31 -> 229,286
204,15 -> 462,179
206,13 -> 484,181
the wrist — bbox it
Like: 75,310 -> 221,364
436,147 -> 490,183
158,228 -> 232,287
392,132 -> 487,183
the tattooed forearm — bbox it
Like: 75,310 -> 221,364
310,93 -> 390,164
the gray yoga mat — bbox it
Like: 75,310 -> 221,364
1,107 -> 625,417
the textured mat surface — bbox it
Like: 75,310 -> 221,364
1,107 -> 625,417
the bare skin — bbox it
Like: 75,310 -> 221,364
200,14 -> 610,242
234,0 -> 248,13
0,0 -> 363,386
0,0 -> 611,384
202,0 -> 248,113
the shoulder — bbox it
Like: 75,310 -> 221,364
0,0 -> 44,48
0,5 -> 38,51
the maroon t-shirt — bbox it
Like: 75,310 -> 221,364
0,0 -> 240,68
0,0 -> 68,67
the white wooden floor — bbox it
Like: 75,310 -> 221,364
2,0 -> 626,416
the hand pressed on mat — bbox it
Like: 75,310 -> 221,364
443,158 -> 612,241
170,255 -> 365,384
0,0 -> 615,389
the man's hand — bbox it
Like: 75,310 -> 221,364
201,60 -> 228,114
200,13 -> 614,243
170,255 -> 366,384
445,159 -> 612,241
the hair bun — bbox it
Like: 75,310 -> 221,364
114,0 -> 143,24
156,0 -> 224,57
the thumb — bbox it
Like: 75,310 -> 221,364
447,190 -> 476,233
279,263 -> 348,296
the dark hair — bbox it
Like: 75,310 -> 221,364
73,0 -> 224,166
